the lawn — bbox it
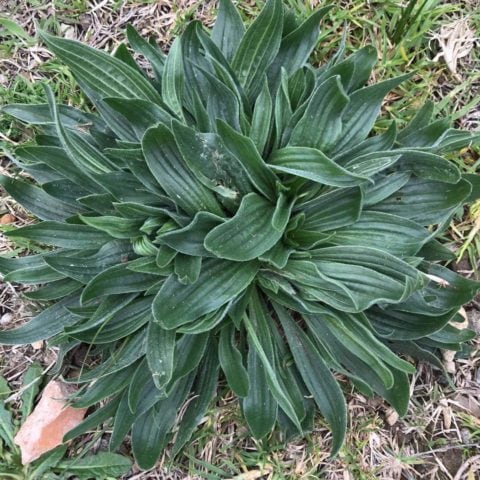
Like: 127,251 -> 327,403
0,1 -> 479,479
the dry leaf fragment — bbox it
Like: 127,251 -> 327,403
0,213 -> 16,224
385,407 -> 399,426
431,18 -> 476,81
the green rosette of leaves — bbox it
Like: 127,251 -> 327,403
1,0 -> 479,469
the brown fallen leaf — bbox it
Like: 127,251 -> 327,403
14,380 -> 87,464
0,213 -> 16,224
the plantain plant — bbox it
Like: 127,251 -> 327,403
1,0 -> 479,469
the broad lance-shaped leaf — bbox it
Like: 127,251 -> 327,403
6,221 -> 111,249
204,193 -> 289,261
153,258 -> 258,329
79,215 -> 142,239
242,345 -> 277,439
45,240 -> 133,283
243,311 -> 302,433
211,0 -> 245,61
177,303 -> 231,335
324,211 -> 431,256
250,76 -> 272,154
71,297 -> 152,344
103,98 -> 173,141
126,24 -> 165,80
296,187 -> 363,232
4,262 -> 65,285
180,22 -> 214,108
305,315 -> 410,417
146,320 -> 175,389
373,177 -> 471,225
340,151 -> 401,177
308,246 -> 425,311
281,259 -> 359,312
195,64 -> 241,131
132,375 -> 194,469
322,311 -> 415,379
268,6 -> 332,89
396,149 -> 461,184
1,102 -> 101,129
65,293 -> 137,335
334,74 -> 411,153
216,120 -> 277,201
45,86 -> 116,177
54,452 -> 131,479
0,295 -> 79,345
173,345 -> 218,455
0,253 -> 46,276
232,0 -> 283,100
333,121 -> 397,164
289,75 -> 349,152
142,124 -> 224,216
81,263 -> 159,304
14,146 -> 100,193
218,323 -> 249,397
367,306 -> 457,341
0,175 -> 80,221
174,254 -> 202,285
318,45 -> 378,94
162,37 -> 184,119
171,120 -> 251,199
39,31 -> 162,104
25,279 -> 82,301
157,211 -> 224,257
274,304 -> 347,456
362,171 -> 410,207
274,69 -> 292,146
269,147 -> 368,187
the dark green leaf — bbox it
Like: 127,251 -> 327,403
153,258 -> 258,329
55,452 -> 132,480
0,295 -> 79,345
157,211 -> 224,256
275,305 -> 346,456
146,319 -> 176,390
174,254 -> 202,285
218,323 -> 249,397
232,0 -> 283,100
80,215 -> 142,239
20,362 -> 43,421
211,0 -> 245,61
373,177 -> 471,225
270,147 -> 368,187
126,24 -> 165,80
249,76 -> 273,154
45,240 -> 133,283
204,193 -> 287,261
289,75 -> 349,152
103,98 -> 172,140
268,6 -> 331,87
162,37 -> 184,118
0,175 -> 80,221
216,120 -> 277,201
40,31 -> 162,103
242,345 -> 277,439
334,74 -> 410,153
142,124 -> 223,216
173,345 -> 218,455
81,263 -> 158,303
